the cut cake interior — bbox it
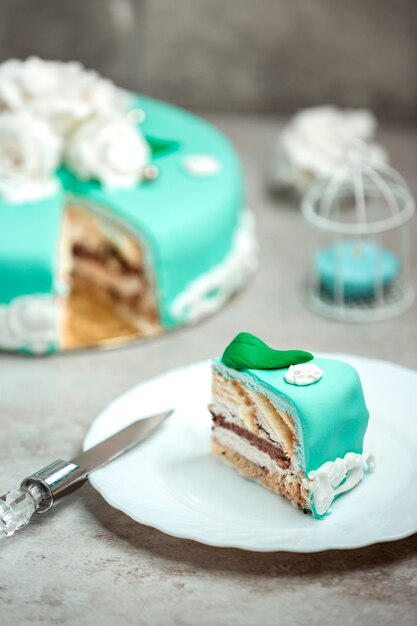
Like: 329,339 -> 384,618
59,202 -> 161,350
210,367 -> 310,511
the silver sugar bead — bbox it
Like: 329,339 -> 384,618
142,164 -> 160,182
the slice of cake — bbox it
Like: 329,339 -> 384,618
209,332 -> 374,518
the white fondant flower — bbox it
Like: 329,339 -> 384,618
0,57 -> 128,135
272,106 -> 387,194
0,295 -> 59,354
0,111 -> 62,203
182,154 -> 222,177
66,115 -> 150,188
285,362 -> 323,386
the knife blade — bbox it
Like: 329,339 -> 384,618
72,410 -> 171,473
0,409 -> 172,539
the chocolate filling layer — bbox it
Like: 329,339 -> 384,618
73,243 -> 144,277
211,413 -> 290,469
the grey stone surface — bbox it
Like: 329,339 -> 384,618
0,115 -> 416,625
0,0 -> 416,117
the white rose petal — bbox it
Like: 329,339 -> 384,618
66,116 -> 150,188
0,57 -> 128,136
0,110 -> 62,203
272,106 -> 388,194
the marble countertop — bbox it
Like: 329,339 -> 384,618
1,115 -> 416,626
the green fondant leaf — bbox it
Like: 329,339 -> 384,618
145,134 -> 180,159
221,332 -> 314,370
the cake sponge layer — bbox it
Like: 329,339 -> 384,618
211,436 -> 309,511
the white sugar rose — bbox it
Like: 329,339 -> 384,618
272,106 -> 387,194
0,111 -> 62,203
66,116 -> 150,188
0,57 -> 128,135
0,295 -> 59,354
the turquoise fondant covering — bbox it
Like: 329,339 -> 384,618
0,189 -> 64,303
0,95 -> 243,330
213,357 -> 369,474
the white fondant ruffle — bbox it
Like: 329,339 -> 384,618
303,451 -> 375,516
0,294 -> 59,354
170,210 -> 258,323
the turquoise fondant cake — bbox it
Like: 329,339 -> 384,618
0,58 -> 256,354
209,333 -> 374,518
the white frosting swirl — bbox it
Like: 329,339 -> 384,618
303,451 -> 375,516
182,154 -> 222,177
285,362 -> 323,386
0,111 -> 61,203
272,106 -> 387,194
66,115 -> 150,188
0,294 -> 59,354
0,57 -> 128,135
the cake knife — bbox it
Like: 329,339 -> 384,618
0,410 -> 172,540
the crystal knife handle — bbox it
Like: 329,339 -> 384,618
0,459 -> 87,539
0,484 -> 44,539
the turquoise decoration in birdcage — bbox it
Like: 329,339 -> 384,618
302,151 -> 415,322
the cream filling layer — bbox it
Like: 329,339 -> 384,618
209,400 -> 241,426
213,426 -> 293,481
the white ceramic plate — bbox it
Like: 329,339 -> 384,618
84,354 -> 417,552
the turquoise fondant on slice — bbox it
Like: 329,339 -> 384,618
316,240 -> 400,299
213,356 -> 369,474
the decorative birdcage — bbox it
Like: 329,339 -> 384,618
302,151 -> 415,322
